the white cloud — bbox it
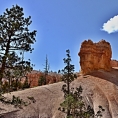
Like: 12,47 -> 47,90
102,15 -> 118,34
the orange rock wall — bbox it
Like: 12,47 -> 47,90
27,73 -> 43,87
110,60 -> 118,67
78,39 -> 112,74
27,72 -> 61,87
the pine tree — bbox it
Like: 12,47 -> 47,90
0,4 -> 36,109
59,49 -> 77,117
38,75 -> 45,86
59,50 -> 105,118
0,5 -> 36,89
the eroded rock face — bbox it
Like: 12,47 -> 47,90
78,39 -> 112,74
110,60 -> 118,67
26,71 -> 61,87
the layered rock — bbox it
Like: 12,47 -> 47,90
26,71 -> 61,87
78,39 -> 112,74
110,60 -> 118,67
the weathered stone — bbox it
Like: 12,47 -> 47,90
78,39 -> 112,74
26,71 -> 61,87
2,68 -> 118,118
110,60 -> 118,67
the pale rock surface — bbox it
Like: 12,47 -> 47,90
78,39 -> 112,75
0,68 -> 118,118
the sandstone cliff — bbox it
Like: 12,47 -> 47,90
26,71 -> 61,87
78,39 -> 112,74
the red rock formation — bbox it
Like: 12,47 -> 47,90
26,71 -> 61,87
110,60 -> 118,67
78,39 -> 112,74
27,72 -> 43,87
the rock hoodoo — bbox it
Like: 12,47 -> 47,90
78,39 -> 112,74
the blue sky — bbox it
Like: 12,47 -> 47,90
0,0 -> 118,72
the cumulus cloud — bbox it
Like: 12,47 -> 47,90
102,15 -> 118,34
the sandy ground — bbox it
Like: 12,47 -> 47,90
0,68 -> 118,118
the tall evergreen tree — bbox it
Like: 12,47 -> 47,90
59,49 -> 77,117
0,5 -> 36,110
0,5 -> 36,87
59,50 -> 105,118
